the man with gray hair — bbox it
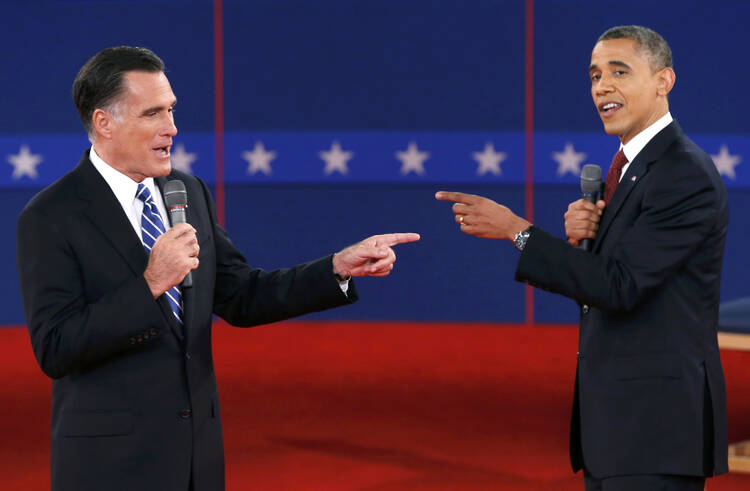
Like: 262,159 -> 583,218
437,25 -> 728,490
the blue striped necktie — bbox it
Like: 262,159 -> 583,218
136,183 -> 184,326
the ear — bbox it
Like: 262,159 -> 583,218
656,67 -> 676,96
91,108 -> 116,140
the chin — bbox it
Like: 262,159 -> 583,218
152,163 -> 172,177
601,122 -> 621,137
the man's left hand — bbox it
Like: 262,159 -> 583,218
333,233 -> 420,278
435,191 -> 531,241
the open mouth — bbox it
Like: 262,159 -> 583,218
154,146 -> 171,158
599,102 -> 622,115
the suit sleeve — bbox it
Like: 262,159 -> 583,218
191,178 -> 357,327
516,159 -> 722,313
17,206 -> 165,379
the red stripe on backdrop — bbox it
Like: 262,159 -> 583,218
213,0 -> 225,227
524,0 -> 535,325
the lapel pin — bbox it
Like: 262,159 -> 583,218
630,176 -> 637,181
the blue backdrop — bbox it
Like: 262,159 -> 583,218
2,0 -> 748,324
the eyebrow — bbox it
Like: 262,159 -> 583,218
139,99 -> 177,117
589,60 -> 632,72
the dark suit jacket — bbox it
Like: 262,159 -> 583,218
16,150 -> 357,491
515,121 -> 729,478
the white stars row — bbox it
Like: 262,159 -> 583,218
4,142 -> 744,180
241,141 -> 505,177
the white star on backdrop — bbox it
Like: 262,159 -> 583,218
472,143 -> 506,176
7,144 -> 43,179
170,143 -> 197,174
242,141 -> 277,176
552,142 -> 587,177
396,142 -> 429,176
319,141 -> 353,175
711,145 -> 741,179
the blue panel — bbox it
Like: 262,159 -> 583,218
224,184 -> 526,321
223,0 -> 525,130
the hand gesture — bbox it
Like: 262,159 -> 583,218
435,191 -> 530,240
333,233 -> 420,278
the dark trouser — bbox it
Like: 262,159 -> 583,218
584,472 -> 705,491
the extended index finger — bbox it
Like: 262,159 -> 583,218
377,233 -> 421,247
435,191 -> 478,204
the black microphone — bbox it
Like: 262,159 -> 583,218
163,180 -> 193,288
579,164 -> 602,252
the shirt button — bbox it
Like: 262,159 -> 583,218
180,409 -> 192,419
582,305 -> 590,314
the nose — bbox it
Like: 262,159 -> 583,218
162,113 -> 178,137
594,74 -> 615,96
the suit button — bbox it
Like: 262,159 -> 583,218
143,332 -> 150,340
136,334 -> 144,343
185,352 -> 192,360
130,337 -> 136,345
581,305 -> 590,314
180,409 -> 192,419
149,328 -> 158,336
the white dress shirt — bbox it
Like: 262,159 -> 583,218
618,112 -> 673,181
89,146 -> 171,240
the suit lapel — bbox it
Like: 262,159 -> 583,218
75,154 -> 148,277
594,121 -> 683,253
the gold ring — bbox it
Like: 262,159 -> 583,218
459,216 -> 465,224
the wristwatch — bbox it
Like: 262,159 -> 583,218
513,226 -> 532,251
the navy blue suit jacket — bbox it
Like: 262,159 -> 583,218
17,151 -> 357,491
516,121 -> 729,478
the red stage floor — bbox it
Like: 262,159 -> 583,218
2,322 -> 750,490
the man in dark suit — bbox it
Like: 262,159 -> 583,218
436,25 -> 728,490
16,46 -> 419,491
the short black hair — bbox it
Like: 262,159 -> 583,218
72,46 -> 165,138
598,25 -> 673,72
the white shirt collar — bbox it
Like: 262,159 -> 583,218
620,112 -> 673,163
89,146 -> 158,209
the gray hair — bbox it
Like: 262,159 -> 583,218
598,25 -> 673,72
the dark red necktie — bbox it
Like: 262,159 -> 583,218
603,149 -> 628,205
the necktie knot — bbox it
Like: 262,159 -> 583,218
603,149 -> 629,205
136,183 -> 154,206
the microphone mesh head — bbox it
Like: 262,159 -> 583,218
163,180 -> 187,207
580,164 -> 602,193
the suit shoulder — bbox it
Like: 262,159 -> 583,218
19,169 -> 83,223
655,134 -> 725,190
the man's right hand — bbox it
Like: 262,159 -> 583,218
143,223 -> 199,298
564,199 -> 606,247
